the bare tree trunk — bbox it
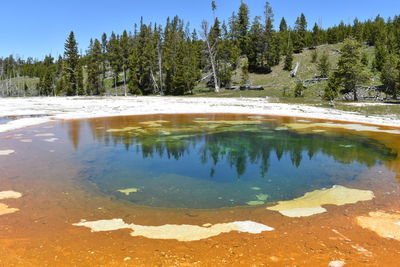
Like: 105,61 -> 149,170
207,40 -> 220,93
157,40 -> 164,96
201,21 -> 220,93
150,69 -> 159,94
123,67 -> 127,96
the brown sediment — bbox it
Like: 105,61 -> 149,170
0,114 -> 399,266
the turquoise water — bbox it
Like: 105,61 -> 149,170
69,115 -> 397,209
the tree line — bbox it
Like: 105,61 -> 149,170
1,1 -> 399,100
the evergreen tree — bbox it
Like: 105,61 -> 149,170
323,74 -> 340,101
87,39 -> 103,95
62,31 -> 80,96
263,1 -> 275,72
283,35 -> 293,71
332,37 -> 368,101
108,32 -> 122,90
311,49 -> 318,63
294,80 -> 304,97
361,52 -> 369,66
381,54 -> 398,98
373,40 -> 388,72
317,52 -> 330,77
120,30 -> 130,96
241,56 -> 250,85
293,13 -> 307,53
237,1 -> 250,54
312,23 -> 320,47
279,17 -> 287,32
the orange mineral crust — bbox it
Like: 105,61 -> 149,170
0,114 -> 399,266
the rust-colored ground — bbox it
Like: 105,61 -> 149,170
0,114 -> 399,266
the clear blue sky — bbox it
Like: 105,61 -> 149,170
1,0 -> 399,59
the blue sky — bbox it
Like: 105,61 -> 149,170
1,0 -> 399,59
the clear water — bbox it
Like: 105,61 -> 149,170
68,115 -> 397,209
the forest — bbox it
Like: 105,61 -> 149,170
0,1 -> 399,101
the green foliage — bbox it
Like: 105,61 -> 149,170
317,52 -> 330,77
294,80 -> 304,97
87,39 -> 103,95
293,13 -> 307,53
311,49 -> 318,63
237,1 -> 250,55
330,38 -> 368,101
283,36 -> 293,71
323,74 -> 340,101
241,57 -> 250,85
381,54 -> 399,98
279,17 -> 287,32
361,52 -> 369,66
372,40 -> 388,72
62,31 -> 80,96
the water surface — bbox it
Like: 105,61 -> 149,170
63,115 -> 397,209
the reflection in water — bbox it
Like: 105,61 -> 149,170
66,115 -> 397,209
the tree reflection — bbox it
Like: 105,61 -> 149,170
72,120 -> 397,178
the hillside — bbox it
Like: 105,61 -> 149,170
195,43 -> 379,100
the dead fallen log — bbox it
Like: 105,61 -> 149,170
303,78 -> 328,83
225,85 -> 265,91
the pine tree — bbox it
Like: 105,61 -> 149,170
279,17 -> 287,32
101,33 -> 108,78
87,39 -> 103,95
108,32 -> 122,90
317,52 -> 330,77
237,1 -> 250,55
293,13 -> 307,53
333,37 -> 368,101
373,40 -> 388,72
241,56 -> 250,85
120,30 -> 130,96
62,31 -> 80,96
312,23 -> 320,47
381,54 -> 398,98
294,80 -> 304,97
283,35 -> 293,71
263,1 -> 275,72
311,49 -> 318,63
323,74 -> 340,101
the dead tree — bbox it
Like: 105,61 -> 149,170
200,20 -> 220,93
291,62 -> 300,77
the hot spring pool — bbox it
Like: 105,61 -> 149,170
51,114 -> 397,209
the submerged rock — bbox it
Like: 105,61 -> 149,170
329,260 -> 346,267
73,219 -> 274,241
0,150 -> 15,156
267,185 -> 374,217
0,203 -> 19,216
357,211 -> 400,241
0,191 -> 22,200
246,201 -> 265,206
117,188 -> 140,196
0,191 -> 22,216
35,133 -> 55,137
256,194 -> 269,201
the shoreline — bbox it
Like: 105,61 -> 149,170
1,96 -> 400,133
